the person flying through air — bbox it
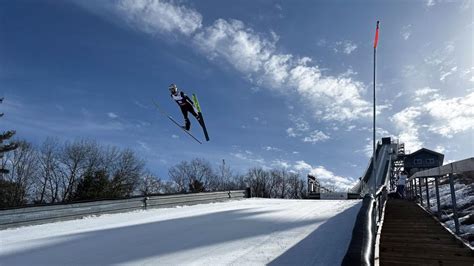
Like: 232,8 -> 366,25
168,83 -> 202,131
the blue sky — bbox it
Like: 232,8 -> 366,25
1,0 -> 472,190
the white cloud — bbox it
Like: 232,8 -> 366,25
194,19 -> 274,73
103,1 -> 373,122
439,66 -> 458,81
391,106 -> 424,151
287,117 -> 329,143
425,42 -> 455,67
302,130 -> 330,143
391,92 -> 474,149
424,92 -> 474,137
294,160 -> 312,171
134,100 -> 150,109
286,127 -> 297,137
136,140 -> 150,151
293,161 -> 356,191
414,87 -> 438,97
230,152 -> 265,165
272,159 -> 290,168
107,112 -> 119,119
426,0 -> 436,7
115,0 -> 202,36
334,41 -> 357,54
332,39 -> 357,55
171,134 -> 179,139
264,146 -> 281,151
401,24 -> 412,40
346,125 -> 356,131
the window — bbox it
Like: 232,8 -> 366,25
414,159 -> 422,165
426,158 -> 435,164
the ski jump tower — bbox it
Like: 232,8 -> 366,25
350,137 -> 405,197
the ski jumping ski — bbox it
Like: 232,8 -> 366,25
192,94 -> 210,142
153,101 -> 203,144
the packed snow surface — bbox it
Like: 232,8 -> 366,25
0,198 -> 361,265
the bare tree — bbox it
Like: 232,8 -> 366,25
246,167 -> 270,198
58,140 -> 91,201
168,161 -> 189,193
139,173 -> 163,195
1,140 -> 38,206
286,172 -> 305,199
161,180 -> 178,194
109,149 -> 145,197
189,158 -> 214,192
269,169 -> 288,198
34,138 -> 62,203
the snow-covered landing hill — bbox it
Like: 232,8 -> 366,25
0,198 -> 361,265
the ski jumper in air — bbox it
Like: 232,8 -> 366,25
169,84 -> 201,131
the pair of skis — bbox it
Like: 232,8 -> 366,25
154,94 -> 209,144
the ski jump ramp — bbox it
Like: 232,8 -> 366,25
0,199 -> 361,265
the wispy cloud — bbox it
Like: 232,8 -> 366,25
302,130 -> 330,143
401,24 -> 412,40
271,159 -> 290,168
439,66 -> 457,81
230,152 -> 265,165
108,112 -> 119,119
136,140 -> 151,151
263,146 -> 281,152
426,0 -> 436,7
414,87 -> 438,97
287,116 -> 330,143
333,40 -> 358,54
99,0 -> 371,122
115,0 -> 202,36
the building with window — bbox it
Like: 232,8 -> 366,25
403,148 -> 444,176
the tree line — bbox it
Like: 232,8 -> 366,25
0,138 -> 308,208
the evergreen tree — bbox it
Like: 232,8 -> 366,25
73,170 -> 109,201
0,97 -> 19,174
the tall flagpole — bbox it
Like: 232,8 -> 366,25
373,21 -> 379,197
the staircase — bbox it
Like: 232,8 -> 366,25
380,199 -> 474,265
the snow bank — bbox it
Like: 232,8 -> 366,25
0,198 -> 361,265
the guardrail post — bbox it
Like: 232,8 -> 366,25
418,178 -> 423,205
144,197 -> 149,210
434,177 -> 441,220
228,191 -> 231,198
425,177 -> 430,210
448,174 -> 460,234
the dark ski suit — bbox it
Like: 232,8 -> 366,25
171,91 -> 200,130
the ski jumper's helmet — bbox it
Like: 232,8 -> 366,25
169,84 -> 178,94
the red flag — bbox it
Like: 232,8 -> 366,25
374,21 -> 380,49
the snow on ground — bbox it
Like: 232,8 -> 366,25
0,198 -> 361,265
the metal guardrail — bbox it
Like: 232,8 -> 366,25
344,142 -> 395,266
0,190 -> 247,230
406,157 -> 474,235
